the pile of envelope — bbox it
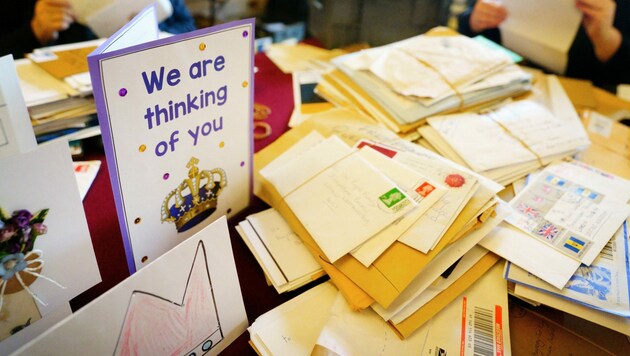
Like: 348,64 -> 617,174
15,40 -> 102,142
418,75 -> 591,185
316,27 -> 532,134
250,263 -> 511,355
236,208 -> 325,293
253,108 -> 507,338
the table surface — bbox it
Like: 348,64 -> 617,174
68,51 -> 630,355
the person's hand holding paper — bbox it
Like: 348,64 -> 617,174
32,0 -> 77,44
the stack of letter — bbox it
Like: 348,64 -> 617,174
418,75 -> 590,185
236,208 -> 325,293
15,40 -> 103,142
316,27 -> 532,134
254,108 -> 506,339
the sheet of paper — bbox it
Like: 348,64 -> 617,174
237,208 -> 322,291
16,217 -> 247,356
500,0 -> 582,74
507,219 -> 630,317
91,5 -> 159,54
0,55 -> 37,159
285,150 -> 415,262
507,162 -> 630,265
72,160 -> 101,200
315,293 -> 429,354
350,145 -> 446,267
69,0 -> 173,38
248,282 -> 338,356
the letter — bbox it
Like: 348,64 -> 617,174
189,61 -> 202,79
155,141 -> 168,156
202,58 -> 213,76
188,125 -> 200,146
144,106 -> 155,130
212,116 -> 223,131
174,101 -> 186,119
168,130 -> 179,152
205,90 -> 215,105
199,89 -> 206,108
166,68 -> 181,86
155,104 -> 168,127
168,100 -> 174,122
217,85 -> 227,105
214,55 -> 225,71
201,121 -> 212,136
187,93 -> 199,113
141,67 -> 165,94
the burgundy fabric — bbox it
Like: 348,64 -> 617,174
69,52 -> 320,355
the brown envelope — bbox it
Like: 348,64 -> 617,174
29,46 -> 97,80
388,252 -> 501,339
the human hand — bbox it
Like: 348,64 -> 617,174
469,0 -> 508,33
30,0 -> 76,44
576,0 -> 621,61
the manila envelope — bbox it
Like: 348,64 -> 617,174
389,251 -> 502,339
255,109 -> 497,309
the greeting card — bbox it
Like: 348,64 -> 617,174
87,7 -> 254,272
0,141 -> 100,354
15,217 -> 247,355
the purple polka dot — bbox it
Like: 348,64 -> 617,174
227,208 -> 232,214
240,161 -> 245,167
163,173 -> 170,180
242,30 -> 248,38
119,88 -> 128,97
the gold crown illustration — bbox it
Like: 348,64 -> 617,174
161,157 -> 227,233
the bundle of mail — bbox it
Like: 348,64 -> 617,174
15,40 -> 101,142
253,108 -> 507,338
418,75 -> 591,185
316,27 -> 532,134
236,208 -> 325,293
249,105 -> 630,345
250,263 -> 510,356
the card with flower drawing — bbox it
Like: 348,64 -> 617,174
0,140 -> 100,354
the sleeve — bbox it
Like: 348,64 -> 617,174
158,0 -> 197,35
601,34 -> 630,84
456,2 -> 502,43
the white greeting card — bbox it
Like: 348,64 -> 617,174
0,140 -> 100,354
87,7 -> 254,272
14,216 -> 247,355
0,55 -> 37,159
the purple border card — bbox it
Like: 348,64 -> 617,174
88,7 -> 254,273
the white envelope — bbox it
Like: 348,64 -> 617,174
248,282 -> 338,356
506,162 -> 630,266
285,150 -> 415,262
393,150 -> 479,252
350,146 -> 446,267
236,208 -> 322,293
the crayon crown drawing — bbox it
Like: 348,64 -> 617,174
161,157 -> 227,233
115,240 -> 223,355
